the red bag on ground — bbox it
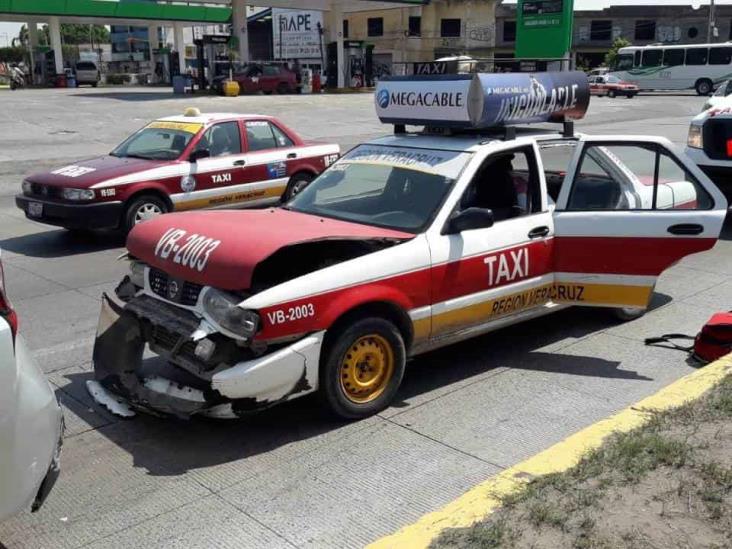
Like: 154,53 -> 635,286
644,312 -> 732,364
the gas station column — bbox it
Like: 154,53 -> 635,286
148,24 -> 158,83
49,16 -> 63,75
328,1 -> 344,88
27,22 -> 39,84
173,22 -> 186,75
232,0 -> 249,63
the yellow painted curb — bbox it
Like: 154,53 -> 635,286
369,354 -> 732,549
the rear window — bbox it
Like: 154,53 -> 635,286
75,62 -> 97,70
709,47 -> 732,65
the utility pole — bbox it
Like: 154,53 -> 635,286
707,0 -> 716,43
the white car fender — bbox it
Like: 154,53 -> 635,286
211,331 -> 325,401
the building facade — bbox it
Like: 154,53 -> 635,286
342,0 -> 499,77
496,2 -> 732,69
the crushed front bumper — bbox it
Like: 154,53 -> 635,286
90,290 -> 323,419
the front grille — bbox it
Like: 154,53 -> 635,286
703,118 -> 732,160
149,268 -> 203,306
26,182 -> 63,199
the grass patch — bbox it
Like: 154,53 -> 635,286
431,372 -> 732,549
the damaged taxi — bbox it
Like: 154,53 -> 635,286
88,72 -> 727,420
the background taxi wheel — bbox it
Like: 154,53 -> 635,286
283,172 -> 314,201
608,90 -> 616,98
613,307 -> 646,321
123,194 -> 168,234
320,317 -> 406,419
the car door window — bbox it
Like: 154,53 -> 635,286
245,121 -> 293,151
459,147 -> 541,221
271,124 -> 295,148
195,121 -> 241,157
539,142 -> 577,202
567,144 -> 713,210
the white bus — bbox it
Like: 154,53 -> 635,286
609,43 -> 732,95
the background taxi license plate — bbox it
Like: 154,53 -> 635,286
28,202 -> 43,217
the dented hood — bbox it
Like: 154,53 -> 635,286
127,209 -> 412,290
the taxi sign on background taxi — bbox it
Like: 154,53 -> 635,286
375,71 -> 590,129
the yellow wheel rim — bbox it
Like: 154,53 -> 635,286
339,334 -> 395,404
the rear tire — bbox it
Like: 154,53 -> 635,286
283,172 -> 314,201
613,307 -> 646,322
608,90 -> 616,98
319,317 -> 406,419
695,79 -> 713,96
277,83 -> 290,94
122,194 -> 168,234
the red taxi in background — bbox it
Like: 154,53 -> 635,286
589,74 -> 639,98
16,108 -> 339,233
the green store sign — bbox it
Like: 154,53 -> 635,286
516,0 -> 574,59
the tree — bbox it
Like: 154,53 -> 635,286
604,36 -> 631,68
16,23 -> 110,46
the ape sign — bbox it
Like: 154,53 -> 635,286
272,8 -> 323,60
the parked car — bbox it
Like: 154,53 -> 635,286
215,63 -> 298,95
686,95 -> 732,188
0,250 -> 63,520
15,108 -> 340,234
74,61 -> 100,87
87,72 -> 726,421
702,79 -> 732,111
589,74 -> 638,98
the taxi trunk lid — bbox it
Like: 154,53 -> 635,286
126,209 -> 412,291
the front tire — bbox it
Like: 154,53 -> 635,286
122,194 -> 168,234
608,89 -> 616,98
283,172 -> 314,201
319,317 -> 406,419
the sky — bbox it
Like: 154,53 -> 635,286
502,0 -> 732,7
0,22 -> 21,47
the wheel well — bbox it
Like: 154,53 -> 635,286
323,301 -> 414,355
289,169 -> 316,182
124,188 -> 172,213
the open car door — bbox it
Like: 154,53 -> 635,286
552,135 -> 727,311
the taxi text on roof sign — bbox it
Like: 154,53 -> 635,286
375,71 -> 590,129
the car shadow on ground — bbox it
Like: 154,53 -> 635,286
58,302 -> 670,478
70,91 -> 203,102
0,229 -> 124,258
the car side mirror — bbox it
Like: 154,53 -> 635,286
189,149 -> 210,162
444,207 -> 494,234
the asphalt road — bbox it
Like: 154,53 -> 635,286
0,87 -> 730,549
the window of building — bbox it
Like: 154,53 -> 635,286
688,26 -> 699,39
635,20 -> 656,40
663,49 -> 685,66
343,19 -> 349,38
641,49 -> 662,67
709,46 -> 732,65
367,17 -> 383,37
408,16 -> 421,37
686,47 -> 708,65
441,18 -> 462,38
590,20 -> 612,41
503,20 -> 516,42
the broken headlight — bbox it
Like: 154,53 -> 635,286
687,125 -> 703,149
129,261 -> 146,288
202,288 -> 259,338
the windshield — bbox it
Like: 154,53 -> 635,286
616,54 -> 634,71
286,144 -> 472,233
110,120 -> 202,160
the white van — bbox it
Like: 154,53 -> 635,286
74,61 -> 100,87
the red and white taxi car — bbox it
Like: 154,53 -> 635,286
88,73 -> 726,421
16,109 -> 339,233
589,74 -> 639,98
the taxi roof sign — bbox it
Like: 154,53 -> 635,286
375,71 -> 590,129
